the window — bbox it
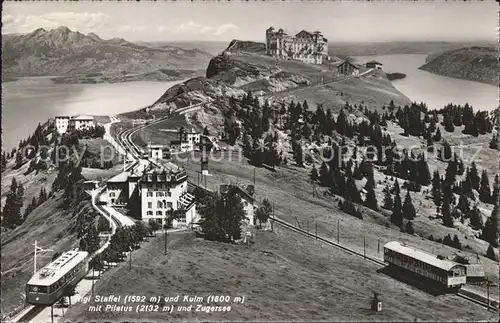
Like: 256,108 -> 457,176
148,202 -> 152,209
167,202 -> 173,208
147,192 -> 153,197
147,211 -> 153,216
156,211 -> 163,216
156,192 -> 163,197
157,201 -> 163,209
109,192 -> 115,197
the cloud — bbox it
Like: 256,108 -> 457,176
169,21 -> 239,36
1,12 -> 111,34
117,25 -> 149,33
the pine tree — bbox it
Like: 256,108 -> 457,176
486,244 -> 497,261
251,139 -> 264,167
363,162 -> 378,211
383,184 -> 393,210
433,127 -> 442,142
346,177 -> 362,203
405,221 -> 415,234
479,169 -> 491,203
431,170 -> 442,206
203,127 -> 209,136
442,191 -> 454,228
469,162 -> 480,191
310,165 -> 319,182
469,206 -> 484,230
1,151 -> 7,171
319,162 -> 330,187
481,202 -> 499,247
294,143 -> 304,167
391,192 -> 403,227
1,177 -> 23,229
417,157 -> 431,186
402,191 -> 416,220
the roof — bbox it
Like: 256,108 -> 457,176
366,60 -> 383,65
384,241 -> 464,272
107,171 -> 130,183
28,250 -> 88,286
337,60 -> 359,69
55,116 -> 70,119
72,115 -> 94,121
220,184 -> 255,202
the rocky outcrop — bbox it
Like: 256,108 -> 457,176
419,47 -> 498,85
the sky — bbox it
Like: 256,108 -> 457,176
2,1 -> 497,43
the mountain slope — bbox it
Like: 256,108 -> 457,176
418,46 -> 498,85
2,26 -> 213,83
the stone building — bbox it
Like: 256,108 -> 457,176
266,27 -> 328,64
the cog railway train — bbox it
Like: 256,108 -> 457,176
26,250 -> 89,305
384,241 -> 467,291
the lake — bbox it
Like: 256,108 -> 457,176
1,77 -> 184,151
353,54 -> 498,113
2,55 -> 497,151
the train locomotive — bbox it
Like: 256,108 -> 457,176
26,250 -> 89,305
384,241 -> 466,291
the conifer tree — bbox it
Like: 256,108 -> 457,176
486,244 -> 497,261
346,177 -> 362,204
405,221 -> 415,234
469,162 -> 480,191
442,191 -> 454,228
391,192 -> 403,227
319,162 -> 330,187
402,190 -> 416,220
457,193 -> 470,214
469,206 -> 484,230
310,165 -> 319,182
1,177 -> 23,229
481,202 -> 499,247
431,170 -> 442,206
383,184 -> 393,210
363,162 -> 378,211
433,127 -> 442,142
417,157 -> 431,186
479,169 -> 491,203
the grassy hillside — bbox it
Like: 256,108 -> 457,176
1,194 -> 93,316
64,230 -> 494,322
419,47 -> 498,85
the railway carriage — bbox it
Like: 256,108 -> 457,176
384,241 -> 466,291
26,250 -> 89,305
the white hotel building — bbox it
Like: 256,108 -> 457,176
105,160 -> 197,228
54,115 -> 95,134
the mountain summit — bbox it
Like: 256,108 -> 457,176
2,26 -> 214,83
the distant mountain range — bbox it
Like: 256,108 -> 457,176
2,26 -> 214,84
418,46 -> 498,85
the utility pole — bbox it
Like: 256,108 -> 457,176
51,305 -> 54,323
315,223 -> 318,239
164,229 -> 168,256
364,236 -> 366,259
253,167 -> 256,187
129,249 -> 132,271
486,279 -> 490,311
307,220 -> 309,237
378,239 -> 380,254
337,219 -> 340,243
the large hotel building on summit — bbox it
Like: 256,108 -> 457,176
265,27 -> 328,64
